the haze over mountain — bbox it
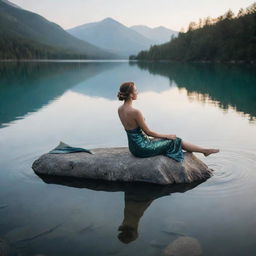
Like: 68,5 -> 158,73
2,0 -> 21,9
130,25 -> 178,44
67,17 -> 159,58
1,0 -> 178,59
0,0 -> 119,59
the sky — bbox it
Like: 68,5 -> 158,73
11,0 -> 254,31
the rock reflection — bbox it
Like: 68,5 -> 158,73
37,175 -> 206,244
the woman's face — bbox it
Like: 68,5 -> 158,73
131,86 -> 138,100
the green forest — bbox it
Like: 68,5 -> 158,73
0,36 -> 88,59
131,2 -> 256,63
0,36 -> 87,59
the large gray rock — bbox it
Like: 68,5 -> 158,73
32,147 -> 213,185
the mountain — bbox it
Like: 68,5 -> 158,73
67,17 -> 156,58
130,25 -> 179,44
2,0 -> 21,9
0,1 -> 119,59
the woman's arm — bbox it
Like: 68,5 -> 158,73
134,109 -> 176,139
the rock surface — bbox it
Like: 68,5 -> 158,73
32,147 -> 213,185
163,236 -> 203,256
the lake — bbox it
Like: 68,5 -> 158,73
0,60 -> 255,256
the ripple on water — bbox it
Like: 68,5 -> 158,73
3,145 -> 256,199
188,147 -> 256,198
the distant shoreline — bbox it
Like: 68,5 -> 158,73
129,59 -> 256,65
0,59 -> 255,65
0,59 -> 130,62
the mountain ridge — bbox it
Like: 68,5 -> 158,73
130,24 -> 178,43
67,18 -> 157,58
0,0 -> 119,59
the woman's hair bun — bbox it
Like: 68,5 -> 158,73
117,82 -> 134,101
117,91 -> 129,101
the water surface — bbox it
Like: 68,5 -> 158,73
0,61 -> 255,256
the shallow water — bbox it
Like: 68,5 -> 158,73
0,61 -> 255,256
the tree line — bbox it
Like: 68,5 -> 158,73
0,35 -> 88,59
131,2 -> 256,63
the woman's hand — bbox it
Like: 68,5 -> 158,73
165,134 -> 177,140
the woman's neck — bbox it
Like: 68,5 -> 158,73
124,98 -> 133,106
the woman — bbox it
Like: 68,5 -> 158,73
117,82 -> 219,162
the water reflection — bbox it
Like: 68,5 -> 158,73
71,62 -> 169,99
132,62 -> 256,122
0,62 -> 117,127
0,61 -> 170,128
2,61 -> 255,129
37,175 -> 204,244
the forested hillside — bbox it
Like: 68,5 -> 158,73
132,3 -> 256,63
0,0 -> 117,59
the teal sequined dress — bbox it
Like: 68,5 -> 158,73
125,127 -> 184,162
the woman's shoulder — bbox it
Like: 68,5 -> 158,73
132,108 -> 143,117
119,105 -> 139,113
129,108 -> 142,119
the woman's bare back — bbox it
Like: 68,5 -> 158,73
118,105 -> 140,130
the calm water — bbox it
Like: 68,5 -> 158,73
0,61 -> 255,256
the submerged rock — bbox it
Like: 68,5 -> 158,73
32,147 -> 213,185
0,238 -> 10,256
163,236 -> 202,256
4,223 -> 62,244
